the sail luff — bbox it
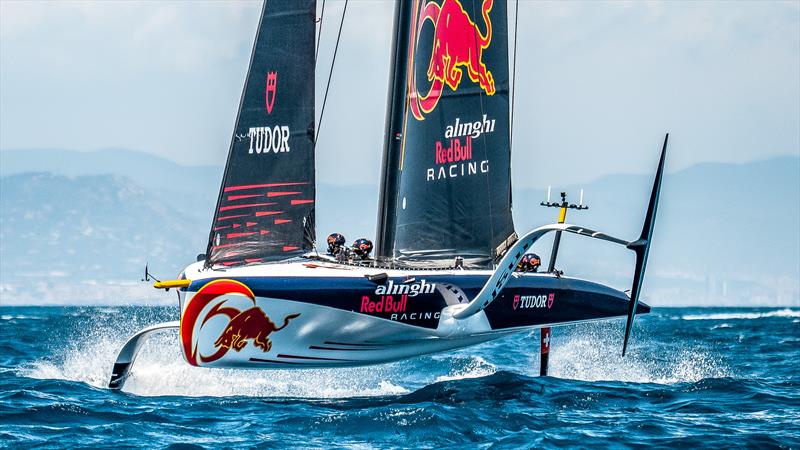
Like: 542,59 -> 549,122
376,0 -> 415,262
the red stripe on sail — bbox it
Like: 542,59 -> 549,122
244,258 -> 262,263
213,226 -> 231,231
232,223 -> 241,229
224,182 -> 308,192
222,261 -> 242,266
290,199 -> 314,205
219,202 -> 276,212
227,194 -> 263,201
227,232 -> 257,239
267,191 -> 301,197
255,211 -> 283,217
246,222 -> 257,227
275,219 -> 292,224
260,230 -> 270,235
217,214 -> 249,221
282,246 -> 300,252
210,243 -> 239,250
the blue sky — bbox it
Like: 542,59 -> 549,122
1,0 -> 798,188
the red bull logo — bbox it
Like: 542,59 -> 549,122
214,306 -> 300,353
409,0 -> 495,120
180,279 -> 300,366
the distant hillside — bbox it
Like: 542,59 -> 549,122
0,149 -> 797,306
0,173 -> 207,280
0,148 -> 222,196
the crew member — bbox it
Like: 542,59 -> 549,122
327,233 -> 346,256
352,238 -> 373,260
517,253 -> 541,273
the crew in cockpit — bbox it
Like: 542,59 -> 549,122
352,238 -> 373,260
517,253 -> 541,273
327,233 -> 346,257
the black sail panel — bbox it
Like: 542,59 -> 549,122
378,0 -> 516,268
206,1 -> 316,267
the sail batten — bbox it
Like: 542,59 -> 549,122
377,0 -> 516,269
205,1 -> 316,267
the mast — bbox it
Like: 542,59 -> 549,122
376,0 -> 414,262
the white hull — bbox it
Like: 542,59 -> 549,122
177,259 -> 635,368
183,291 -> 521,369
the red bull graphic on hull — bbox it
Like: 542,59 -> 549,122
180,279 -> 300,366
214,307 -> 300,353
409,0 -> 495,120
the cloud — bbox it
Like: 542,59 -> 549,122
1,1 -> 259,73
1,1 -> 798,188
508,1 -> 799,185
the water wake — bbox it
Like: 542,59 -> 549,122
550,323 -> 730,384
20,311 -> 732,398
24,330 -> 411,398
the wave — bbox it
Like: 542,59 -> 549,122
1,315 -> 46,321
681,309 -> 800,321
433,355 -> 496,383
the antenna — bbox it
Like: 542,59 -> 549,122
540,191 -> 589,273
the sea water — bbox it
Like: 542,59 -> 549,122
1,306 -> 798,448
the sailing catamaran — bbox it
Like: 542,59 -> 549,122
109,0 -> 666,390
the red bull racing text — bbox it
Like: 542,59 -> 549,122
360,279 -> 441,325
428,115 -> 495,181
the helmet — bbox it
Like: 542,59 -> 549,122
517,253 -> 541,272
352,238 -> 373,259
326,233 -> 346,255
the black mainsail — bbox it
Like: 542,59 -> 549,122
377,0 -> 516,268
205,1 -> 316,267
